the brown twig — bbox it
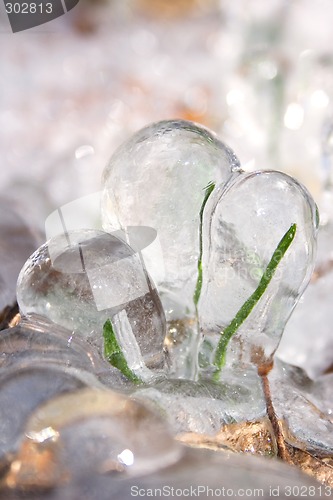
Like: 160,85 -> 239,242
260,369 -> 293,464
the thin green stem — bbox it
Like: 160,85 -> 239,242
193,182 -> 215,307
185,182 -> 215,381
213,223 -> 297,380
103,319 -> 142,384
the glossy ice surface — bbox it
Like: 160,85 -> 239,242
133,373 -> 266,436
268,359 -> 333,455
10,388 -> 183,484
101,119 -> 242,378
0,364 -> 102,460
0,315 -> 110,373
3,437 -> 321,499
198,170 -> 318,373
2,1 -> 333,495
17,229 -> 166,369
102,119 -> 242,315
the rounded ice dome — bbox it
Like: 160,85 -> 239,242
101,119 -> 242,315
199,170 -> 319,374
16,388 -> 183,481
17,229 -> 166,370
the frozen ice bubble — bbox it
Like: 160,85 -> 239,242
198,170 -> 318,375
268,360 -> 333,454
0,364 -> 102,460
101,119 -> 242,379
0,202 -> 38,311
101,119 -> 241,316
3,388 -> 183,491
17,229 -> 166,369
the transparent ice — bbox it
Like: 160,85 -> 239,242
4,432 -> 320,499
17,229 -> 166,370
102,119 -> 241,304
0,364 -> 103,461
268,359 -> 333,454
198,170 -> 318,375
101,120 -> 242,377
7,388 -> 183,487
132,372 -> 267,437
6,118 -> 329,494
0,315 -> 127,387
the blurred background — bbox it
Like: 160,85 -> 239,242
1,0 -> 333,220
0,0 -> 333,375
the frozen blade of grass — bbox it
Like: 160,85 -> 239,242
103,319 -> 143,384
185,181 -> 215,381
213,223 -> 297,379
193,181 -> 215,307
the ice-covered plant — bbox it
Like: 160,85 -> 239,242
212,223 -> 297,379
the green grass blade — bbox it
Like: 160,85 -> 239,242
213,223 -> 297,378
193,182 -> 215,306
103,319 -> 142,384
